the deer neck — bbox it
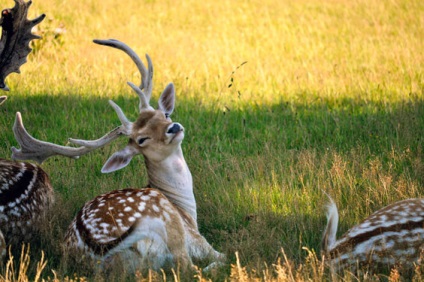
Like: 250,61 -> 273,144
145,147 -> 197,222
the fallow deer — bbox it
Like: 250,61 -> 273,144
0,0 -> 51,262
11,39 -> 226,273
322,195 -> 424,273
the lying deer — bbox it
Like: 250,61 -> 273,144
12,39 -> 226,273
322,194 -> 424,273
0,0 -> 51,261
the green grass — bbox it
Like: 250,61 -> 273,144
0,0 -> 423,280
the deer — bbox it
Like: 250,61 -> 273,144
0,0 -> 51,262
322,194 -> 424,273
11,39 -> 226,273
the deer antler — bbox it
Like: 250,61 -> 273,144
0,0 -> 45,91
93,39 -> 154,111
0,95 -> 6,105
11,100 -> 133,163
11,39 -> 153,164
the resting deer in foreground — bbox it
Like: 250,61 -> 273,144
322,195 -> 424,273
0,0 -> 50,262
11,39 -> 226,273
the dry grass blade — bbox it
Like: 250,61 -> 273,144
0,245 -> 47,282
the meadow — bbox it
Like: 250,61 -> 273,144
0,0 -> 423,280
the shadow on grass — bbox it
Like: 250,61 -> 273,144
0,92 -> 423,279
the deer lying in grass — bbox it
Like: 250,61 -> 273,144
12,39 -> 226,273
0,0 -> 50,262
322,195 -> 424,273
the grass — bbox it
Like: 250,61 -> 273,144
0,0 -> 423,280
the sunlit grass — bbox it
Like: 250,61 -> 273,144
0,0 -> 423,280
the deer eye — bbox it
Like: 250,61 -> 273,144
137,137 -> 150,146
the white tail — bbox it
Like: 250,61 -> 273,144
12,39 -> 225,273
322,196 -> 424,272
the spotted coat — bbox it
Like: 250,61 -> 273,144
64,187 -> 220,272
0,158 -> 54,259
323,198 -> 424,272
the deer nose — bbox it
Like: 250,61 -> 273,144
167,123 -> 183,134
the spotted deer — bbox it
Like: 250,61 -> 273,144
11,39 -> 226,273
322,195 -> 424,273
0,0 -> 49,262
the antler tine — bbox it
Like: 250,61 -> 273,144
93,39 -> 154,112
11,111 -> 130,163
127,82 -> 153,111
12,112 -> 86,163
144,53 -> 154,102
70,100 -> 133,147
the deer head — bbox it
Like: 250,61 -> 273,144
0,0 -> 45,91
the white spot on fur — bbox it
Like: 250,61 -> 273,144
138,203 -> 146,212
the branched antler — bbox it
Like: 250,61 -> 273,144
11,100 -> 133,163
93,39 -> 154,111
0,0 -> 45,91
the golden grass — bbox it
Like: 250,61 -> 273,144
15,0 -> 423,104
1,0 -> 424,280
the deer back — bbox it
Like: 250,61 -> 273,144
322,198 -> 424,272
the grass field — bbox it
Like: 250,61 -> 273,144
0,0 -> 423,280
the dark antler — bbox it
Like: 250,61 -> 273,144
0,0 -> 45,91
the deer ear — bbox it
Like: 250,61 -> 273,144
158,83 -> 175,116
101,146 -> 138,173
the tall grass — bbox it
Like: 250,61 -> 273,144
0,0 -> 423,280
